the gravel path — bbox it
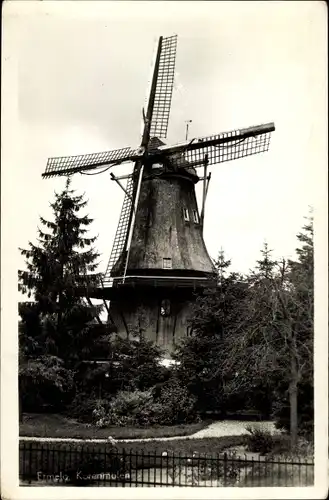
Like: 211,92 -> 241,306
19,420 -> 279,443
191,420 -> 279,438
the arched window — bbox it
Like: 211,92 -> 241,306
160,299 -> 171,317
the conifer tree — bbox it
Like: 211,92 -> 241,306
19,179 -> 111,411
255,241 -> 278,279
174,250 -> 248,413
215,248 -> 232,287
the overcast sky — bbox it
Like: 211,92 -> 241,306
3,1 -> 327,279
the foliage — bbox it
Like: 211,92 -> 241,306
105,335 -> 167,394
220,218 -> 314,443
147,377 -> 198,425
175,215 -> 313,442
92,377 -> 198,428
67,333 -> 168,421
92,389 -> 153,427
168,450 -> 241,486
271,216 -> 314,438
272,382 -> 314,437
245,425 -> 275,454
19,355 -> 74,412
67,395 -> 109,423
18,179 -> 112,412
19,177 -> 313,440
173,253 -> 250,414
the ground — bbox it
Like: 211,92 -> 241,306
20,413 -> 210,440
19,414 -> 315,487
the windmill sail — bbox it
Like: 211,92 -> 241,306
103,162 -> 145,287
158,122 -> 275,169
103,177 -> 135,286
42,146 -> 142,178
148,35 -> 177,139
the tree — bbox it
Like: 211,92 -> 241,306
215,248 -> 232,287
254,241 -> 278,280
174,250 -> 249,414
272,215 -> 314,439
18,179 -> 112,412
221,219 -> 314,446
68,329 -> 169,422
107,333 -> 167,394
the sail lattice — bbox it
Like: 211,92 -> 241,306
161,123 -> 275,169
42,147 -> 141,178
103,177 -> 134,287
149,35 -> 177,140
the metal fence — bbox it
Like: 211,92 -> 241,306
19,442 -> 314,487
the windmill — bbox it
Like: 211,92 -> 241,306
42,35 -> 275,351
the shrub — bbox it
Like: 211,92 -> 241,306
68,395 -> 110,423
93,390 -> 154,427
19,355 -> 74,412
269,435 -> 314,460
168,450 -> 242,486
148,377 -> 198,425
92,379 -> 198,428
245,425 -> 275,454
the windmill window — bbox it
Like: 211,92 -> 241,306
192,210 -> 199,223
183,208 -> 190,222
163,258 -> 172,269
160,299 -> 171,317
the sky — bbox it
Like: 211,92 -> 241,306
3,1 -> 327,281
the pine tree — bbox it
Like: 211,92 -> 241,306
253,241 -> 278,281
19,179 -> 112,412
215,248 -> 231,287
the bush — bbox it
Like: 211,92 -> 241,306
68,395 -> 110,423
148,377 -> 198,425
93,390 -> 154,427
246,426 -> 313,458
245,425 -> 275,454
92,379 -> 198,428
19,356 -> 74,412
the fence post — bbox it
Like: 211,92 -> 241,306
28,443 -> 32,484
223,452 -> 228,487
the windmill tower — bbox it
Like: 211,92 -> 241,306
42,35 -> 275,353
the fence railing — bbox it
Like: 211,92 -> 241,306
19,442 -> 314,487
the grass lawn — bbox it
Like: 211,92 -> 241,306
19,435 -> 314,487
20,413 -> 211,440
20,436 -> 314,487
20,435 -> 249,455
20,435 -> 250,478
